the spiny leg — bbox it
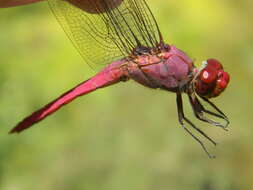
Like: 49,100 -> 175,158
188,93 -> 229,130
201,97 -> 229,127
177,93 -> 217,146
198,96 -> 229,127
176,93 -> 216,159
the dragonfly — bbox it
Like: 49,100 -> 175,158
6,0 -> 230,158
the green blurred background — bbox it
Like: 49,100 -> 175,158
0,0 -> 252,189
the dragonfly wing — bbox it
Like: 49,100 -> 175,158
48,0 -> 124,69
47,0 -> 162,69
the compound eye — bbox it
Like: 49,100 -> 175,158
200,68 -> 217,84
215,71 -> 230,92
195,59 -> 230,99
206,59 -> 223,70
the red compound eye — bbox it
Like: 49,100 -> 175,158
218,71 -> 230,84
206,59 -> 223,70
216,71 -> 230,92
200,68 -> 217,84
195,59 -> 230,98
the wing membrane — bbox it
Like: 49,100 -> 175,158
48,0 -> 162,69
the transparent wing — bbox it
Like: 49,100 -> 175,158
48,0 -> 162,69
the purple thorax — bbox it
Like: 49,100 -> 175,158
124,45 -> 194,92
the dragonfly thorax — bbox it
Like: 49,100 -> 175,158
125,45 -> 194,92
131,43 -> 171,57
132,46 -> 152,56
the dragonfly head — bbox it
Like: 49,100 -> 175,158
194,59 -> 230,98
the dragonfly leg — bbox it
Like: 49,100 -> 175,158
176,93 -> 216,159
201,97 -> 230,127
188,93 -> 229,130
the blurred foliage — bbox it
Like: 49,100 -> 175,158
0,0 -> 253,189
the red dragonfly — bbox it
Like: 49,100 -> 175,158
5,0 -> 230,158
